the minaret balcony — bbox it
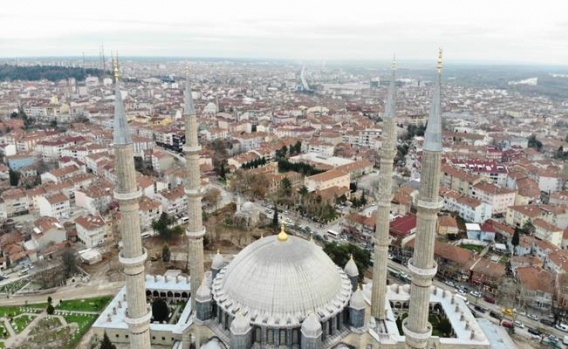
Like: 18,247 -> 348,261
402,317 -> 432,340
114,189 -> 143,201
407,258 -> 437,279
119,248 -> 148,268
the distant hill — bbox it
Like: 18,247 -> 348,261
0,64 -> 106,82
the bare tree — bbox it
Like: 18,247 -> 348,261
203,188 -> 222,209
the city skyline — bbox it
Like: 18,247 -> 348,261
1,0 -> 567,65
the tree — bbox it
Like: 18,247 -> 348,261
203,188 -> 221,209
219,162 -> 226,180
152,298 -> 169,322
61,243 -> 77,279
100,332 -> 117,349
152,212 -> 176,240
46,304 -> 55,315
521,220 -> 535,236
360,190 -> 367,207
272,206 -> 279,227
438,317 -> 452,336
511,228 -> 520,255
47,296 -> 52,305
527,134 -> 543,151
323,242 -> 371,282
162,243 -> 171,262
9,169 -> 20,186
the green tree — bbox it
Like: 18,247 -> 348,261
511,228 -> 520,256
152,298 -> 169,322
9,169 -> 20,186
521,220 -> 535,236
323,242 -> 371,282
152,212 -> 176,240
46,304 -> 55,315
219,162 -> 226,180
280,177 -> 292,197
360,190 -> 367,206
272,206 -> 279,227
438,317 -> 452,336
47,296 -> 52,305
527,134 -> 543,151
100,332 -> 117,349
162,243 -> 171,262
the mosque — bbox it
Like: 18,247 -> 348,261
94,52 -> 498,348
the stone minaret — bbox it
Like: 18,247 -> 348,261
113,56 -> 152,349
403,49 -> 444,349
184,65 -> 205,310
371,57 -> 398,320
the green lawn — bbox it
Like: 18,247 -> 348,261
12,314 -> 35,333
460,244 -> 484,253
0,340 -> 5,348
57,296 -> 112,312
0,323 -> 9,340
61,313 -> 98,349
0,306 -> 22,318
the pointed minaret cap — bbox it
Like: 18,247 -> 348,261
212,249 -> 224,270
184,64 -> 196,115
383,55 -> 397,119
113,55 -> 132,145
344,254 -> 359,277
423,48 -> 443,152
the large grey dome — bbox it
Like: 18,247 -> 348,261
211,234 -> 352,327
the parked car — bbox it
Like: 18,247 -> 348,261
501,321 -> 513,328
555,323 -> 568,332
469,290 -> 481,298
489,311 -> 503,320
540,319 -> 555,326
484,296 -> 496,304
444,280 -> 455,288
474,305 -> 486,313
527,314 -> 539,321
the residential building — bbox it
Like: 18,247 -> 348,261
32,216 -> 66,249
304,170 -> 350,192
516,266 -> 554,314
37,192 -> 71,219
533,218 -> 563,247
75,214 -> 111,248
471,182 -> 515,215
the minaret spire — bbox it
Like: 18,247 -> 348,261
184,63 -> 205,311
371,55 -> 398,321
113,55 -> 152,349
403,49 -> 444,349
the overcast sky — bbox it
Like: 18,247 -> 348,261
1,0 -> 567,65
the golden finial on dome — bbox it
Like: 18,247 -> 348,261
437,48 -> 443,74
277,223 -> 288,242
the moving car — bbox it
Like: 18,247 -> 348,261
444,280 -> 455,288
501,321 -> 513,328
527,328 -> 542,336
514,321 -> 525,328
489,311 -> 503,320
502,308 -> 515,317
527,314 -> 539,321
555,323 -> 568,332
484,296 -> 496,304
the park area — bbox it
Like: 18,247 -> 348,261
0,296 -> 111,349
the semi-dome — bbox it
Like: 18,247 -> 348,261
344,255 -> 359,277
211,233 -> 352,327
212,250 -> 225,270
